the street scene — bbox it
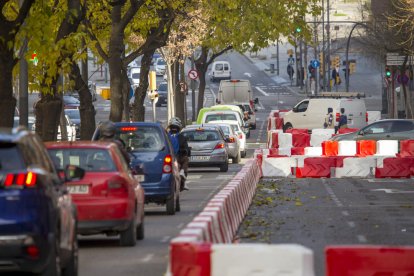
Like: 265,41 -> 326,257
1,0 -> 414,275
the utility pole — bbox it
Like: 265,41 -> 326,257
322,0 -> 326,91
314,15 -> 318,95
19,47 -> 28,128
191,55 -> 196,122
299,39 -> 303,90
295,41 -> 299,87
327,0 -> 331,92
276,40 -> 280,76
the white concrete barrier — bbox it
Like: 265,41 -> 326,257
338,141 -> 357,156
278,147 -> 292,156
304,147 -> 323,156
334,157 -> 376,178
262,157 -> 295,177
375,140 -> 398,156
211,244 -> 315,276
278,133 -> 293,148
310,129 -> 335,147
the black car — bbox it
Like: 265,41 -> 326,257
0,127 -> 84,275
156,82 -> 168,107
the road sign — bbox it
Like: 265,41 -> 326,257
386,53 -> 414,66
188,69 -> 199,80
179,81 -> 188,93
311,59 -> 320,68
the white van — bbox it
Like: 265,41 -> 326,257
283,93 -> 367,131
210,61 -> 231,82
130,67 -> 141,88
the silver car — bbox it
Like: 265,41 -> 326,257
181,126 -> 229,172
205,123 -> 241,164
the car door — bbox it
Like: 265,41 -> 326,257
389,120 -> 414,140
355,121 -> 394,141
287,100 -> 309,128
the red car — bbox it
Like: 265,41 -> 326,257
45,141 -> 145,247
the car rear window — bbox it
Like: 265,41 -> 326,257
218,125 -> 231,135
230,124 -> 241,133
116,126 -> 164,152
0,143 -> 25,172
48,149 -> 116,172
182,130 -> 220,142
206,114 -> 236,122
132,73 -> 140,79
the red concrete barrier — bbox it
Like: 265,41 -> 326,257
270,133 -> 279,149
399,140 -> 414,157
292,133 -> 311,147
337,128 -> 359,134
322,141 -> 339,156
171,242 -> 211,276
326,246 -> 414,276
375,157 -> 414,178
356,140 -> 376,157
291,147 -> 305,155
286,128 -> 308,134
296,157 -> 337,178
275,117 -> 284,130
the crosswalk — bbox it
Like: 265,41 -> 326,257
254,85 -> 292,95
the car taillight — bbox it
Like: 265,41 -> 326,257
228,137 -> 235,143
163,154 -> 172,174
107,177 -> 128,195
215,143 -> 225,149
26,245 -> 40,259
366,112 -> 368,122
2,172 -> 37,188
336,112 -> 340,122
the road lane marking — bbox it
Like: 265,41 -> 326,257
160,236 -> 170,243
357,235 -> 367,243
141,254 -> 154,263
371,188 -> 414,194
342,211 -> 350,216
187,175 -> 202,180
323,180 -> 344,207
255,86 -> 269,96
347,221 -> 355,228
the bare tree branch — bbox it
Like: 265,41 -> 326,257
206,46 -> 233,66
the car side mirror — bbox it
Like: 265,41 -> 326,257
358,130 -> 364,136
64,165 -> 85,181
292,107 -> 298,112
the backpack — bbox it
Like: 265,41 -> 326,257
169,133 -> 180,155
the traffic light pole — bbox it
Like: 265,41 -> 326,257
327,0 -> 331,92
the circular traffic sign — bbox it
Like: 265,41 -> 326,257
311,59 -> 320,68
188,69 -> 199,80
397,74 -> 409,85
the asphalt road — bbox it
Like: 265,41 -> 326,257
238,177 -> 414,275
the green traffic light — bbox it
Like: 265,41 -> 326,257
386,71 -> 391,77
296,27 -> 302,33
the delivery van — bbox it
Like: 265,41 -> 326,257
283,93 -> 367,131
210,61 -> 231,82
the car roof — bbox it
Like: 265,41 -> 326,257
0,127 -> 33,143
183,125 -> 220,131
45,141 -> 115,150
112,122 -> 163,128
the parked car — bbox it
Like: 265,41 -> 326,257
181,125 -> 230,172
46,141 -> 145,246
57,115 -> 77,141
63,95 -> 80,109
65,109 -> 80,140
205,122 -> 241,163
13,116 -> 36,131
0,127 -> 84,275
330,119 -> 414,142
156,82 -> 168,107
154,58 -> 166,76
92,122 -> 181,215
130,67 -> 141,88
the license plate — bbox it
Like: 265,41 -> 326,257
67,185 -> 89,194
191,156 -> 210,161
134,175 -> 145,182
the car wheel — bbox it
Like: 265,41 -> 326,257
166,190 -> 176,215
120,218 -> 137,247
136,218 -> 144,240
38,233 -> 61,276
220,161 -> 229,172
62,228 -> 78,276
241,151 -> 247,158
283,123 -> 293,132
175,192 -> 181,212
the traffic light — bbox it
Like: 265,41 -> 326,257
331,56 -> 340,68
385,67 -> 392,79
295,27 -> 302,33
30,51 -> 38,66
319,52 -> 324,74
149,71 -> 156,91
349,62 -> 356,74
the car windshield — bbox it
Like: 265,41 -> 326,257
48,148 -> 116,172
182,130 -> 220,142
64,96 -> 80,104
115,126 -> 164,152
0,143 -> 25,171
65,109 -> 80,120
157,59 -> 166,65
206,114 -> 237,122
132,73 -> 140,79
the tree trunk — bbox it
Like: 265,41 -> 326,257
121,68 -> 130,121
174,61 -> 185,123
70,63 -> 96,140
108,6 -> 125,122
133,50 -> 154,121
0,51 -> 17,128
35,95 -> 62,142
195,47 -> 209,115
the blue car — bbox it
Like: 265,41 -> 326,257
92,122 -> 181,215
0,128 -> 84,275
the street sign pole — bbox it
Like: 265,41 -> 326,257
191,55 -> 196,122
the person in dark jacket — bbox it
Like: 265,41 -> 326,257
167,117 -> 190,191
98,121 -> 131,164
